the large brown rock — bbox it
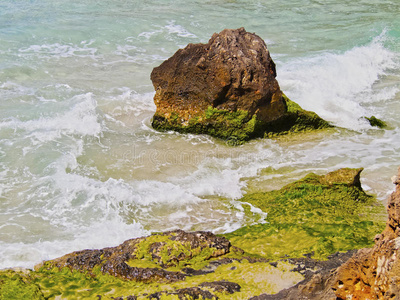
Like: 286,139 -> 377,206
151,27 -> 288,142
150,28 -> 331,143
152,27 -> 285,123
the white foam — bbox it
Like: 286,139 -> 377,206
278,30 -> 399,130
0,81 -> 36,97
106,88 -> 156,118
0,220 -> 149,269
367,85 -> 399,103
0,93 -> 102,144
161,141 -> 281,201
0,153 -> 265,269
164,20 -> 198,39
18,40 -> 99,60
138,20 -> 198,46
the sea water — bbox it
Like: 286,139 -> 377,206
0,0 -> 399,269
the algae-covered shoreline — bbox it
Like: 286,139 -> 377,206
0,168 -> 387,299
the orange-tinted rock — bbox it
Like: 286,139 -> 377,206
332,166 -> 400,299
252,167 -> 400,300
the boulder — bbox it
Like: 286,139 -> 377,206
151,28 -> 330,143
331,166 -> 400,299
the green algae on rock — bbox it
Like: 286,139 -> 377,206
0,269 -> 44,300
363,115 -> 387,128
152,94 -> 331,145
152,106 -> 265,145
37,230 -> 231,283
262,94 -> 332,138
0,169 -> 386,299
0,231 -> 304,299
151,28 -> 331,144
0,260 -> 303,300
224,168 -> 386,260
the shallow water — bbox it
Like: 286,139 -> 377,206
0,0 -> 399,268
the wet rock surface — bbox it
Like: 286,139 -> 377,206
331,166 -> 400,299
148,287 -> 216,299
151,27 -> 285,124
0,168 -> 392,299
37,230 -> 231,283
250,250 -> 357,300
151,28 -> 330,143
199,281 -> 241,294
252,167 -> 400,300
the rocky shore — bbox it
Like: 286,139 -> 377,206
1,167 -> 394,299
0,29 -> 395,299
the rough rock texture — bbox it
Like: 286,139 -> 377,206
250,251 -> 356,300
148,287 -> 217,300
319,167 -> 363,188
332,166 -> 400,299
37,230 -> 231,283
151,27 -> 285,126
151,28 -> 331,143
252,167 -> 400,300
225,168 -> 385,261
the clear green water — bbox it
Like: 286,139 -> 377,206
0,0 -> 399,268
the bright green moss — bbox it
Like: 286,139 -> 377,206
364,116 -> 387,128
172,259 -> 303,299
0,270 -> 44,300
152,94 -> 331,144
264,94 -> 332,137
153,107 -> 263,145
1,169 -> 386,299
224,170 -> 386,260
25,259 -> 303,299
127,232 -> 222,271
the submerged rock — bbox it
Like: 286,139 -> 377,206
224,168 -> 385,261
364,115 -> 387,128
253,166 -> 400,300
151,28 -> 330,143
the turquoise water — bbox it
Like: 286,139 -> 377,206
0,0 -> 399,268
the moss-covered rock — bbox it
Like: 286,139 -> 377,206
152,94 -> 331,145
150,28 -> 331,144
0,231 -> 303,299
364,115 -> 387,128
0,270 -> 44,300
37,230 -> 232,283
151,28 -> 287,145
152,106 -> 265,145
224,168 -> 386,260
0,169 -> 387,299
